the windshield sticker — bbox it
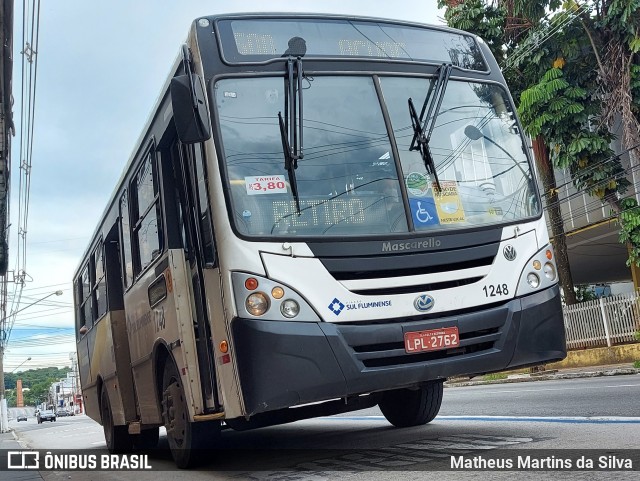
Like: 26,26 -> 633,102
223,91 -> 237,98
410,198 -> 439,226
434,181 -> 465,224
245,175 -> 288,195
328,297 -> 392,316
406,172 -> 431,197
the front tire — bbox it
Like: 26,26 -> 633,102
379,380 -> 443,427
101,388 -> 132,453
162,361 -> 219,468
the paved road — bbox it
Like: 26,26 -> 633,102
439,375 -> 640,417
7,375 -> 640,480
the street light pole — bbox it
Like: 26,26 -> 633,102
10,356 -> 32,373
0,290 -> 64,432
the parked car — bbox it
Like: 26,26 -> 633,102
17,415 -> 27,422
56,410 -> 69,417
37,410 -> 56,423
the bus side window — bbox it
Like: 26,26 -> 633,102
75,275 -> 87,337
192,144 -> 216,266
132,152 -> 164,274
93,243 -> 107,320
161,142 -> 189,256
79,263 -> 94,330
119,191 -> 134,288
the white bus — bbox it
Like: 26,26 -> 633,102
74,13 -> 566,468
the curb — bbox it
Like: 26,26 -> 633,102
445,368 -> 640,388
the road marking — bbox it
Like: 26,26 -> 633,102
321,416 -> 386,421
464,383 -> 640,394
323,415 -> 640,424
439,415 -> 640,424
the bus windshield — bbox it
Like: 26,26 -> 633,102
215,75 -> 539,238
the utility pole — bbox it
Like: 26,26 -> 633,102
0,345 -> 6,432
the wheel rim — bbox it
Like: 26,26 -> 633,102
164,377 -> 188,448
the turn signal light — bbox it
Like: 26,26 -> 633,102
219,340 -> 229,353
546,250 -> 553,260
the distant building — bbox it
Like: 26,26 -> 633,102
546,124 -> 640,288
50,373 -> 78,411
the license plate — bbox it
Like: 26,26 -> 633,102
404,327 -> 460,353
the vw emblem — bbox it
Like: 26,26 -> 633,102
503,245 -> 517,261
414,294 -> 435,312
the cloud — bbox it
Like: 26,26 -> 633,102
5,1 -> 444,369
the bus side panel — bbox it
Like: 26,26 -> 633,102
131,358 -> 161,424
90,313 -> 125,425
76,336 -> 100,423
109,309 -> 137,423
168,249 -> 206,416
126,255 -> 173,425
203,268 -> 243,418
83,384 -> 100,423
125,250 -> 204,424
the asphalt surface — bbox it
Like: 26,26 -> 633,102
440,375 -> 640,418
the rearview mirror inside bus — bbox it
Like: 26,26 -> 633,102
170,74 -> 211,143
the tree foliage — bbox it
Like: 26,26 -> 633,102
4,366 -> 71,407
440,0 -> 640,266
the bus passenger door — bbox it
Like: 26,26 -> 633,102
167,139 -> 220,412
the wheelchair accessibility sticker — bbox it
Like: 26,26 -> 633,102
409,197 -> 439,226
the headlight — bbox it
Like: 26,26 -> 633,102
516,244 -> 559,296
246,292 -> 270,316
543,262 -> 557,280
280,299 -> 300,318
233,272 -> 321,322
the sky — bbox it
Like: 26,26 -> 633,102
4,1 -> 445,372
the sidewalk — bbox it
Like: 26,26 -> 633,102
445,362 -> 640,387
0,429 -> 45,480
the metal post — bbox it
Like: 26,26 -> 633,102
599,297 -> 612,347
0,345 -> 8,433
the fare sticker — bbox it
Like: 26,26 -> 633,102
245,175 -> 287,195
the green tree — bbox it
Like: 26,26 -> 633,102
440,0 -> 640,300
3,366 -> 71,407
441,0 -> 580,304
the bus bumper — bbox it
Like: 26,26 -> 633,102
231,284 -> 566,416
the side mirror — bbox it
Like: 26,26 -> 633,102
170,73 -> 211,144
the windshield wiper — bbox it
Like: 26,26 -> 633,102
278,56 -> 304,215
408,63 -> 452,192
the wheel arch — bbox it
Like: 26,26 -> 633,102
96,375 -> 105,423
152,339 -> 173,411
